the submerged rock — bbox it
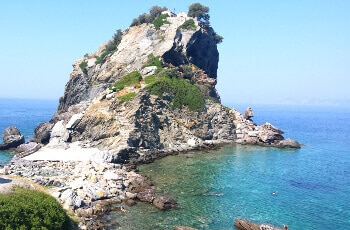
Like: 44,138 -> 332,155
276,138 -> 301,148
234,219 -> 283,230
174,226 -> 198,230
137,188 -> 156,203
153,195 -> 177,210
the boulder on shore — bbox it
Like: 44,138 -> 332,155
0,126 -> 25,150
33,122 -> 54,144
14,142 -> 41,159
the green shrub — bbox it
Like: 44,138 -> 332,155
0,187 -> 71,230
95,56 -> 103,64
95,29 -> 123,64
178,19 -> 197,30
130,6 -> 168,27
161,68 -> 179,78
111,71 -> 142,91
214,33 -> 224,44
145,76 -> 205,111
79,61 -> 88,74
118,92 -> 137,103
179,65 -> 194,79
144,75 -> 157,85
144,54 -> 163,68
153,14 -> 170,29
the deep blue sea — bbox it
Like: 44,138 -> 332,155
0,98 -> 58,165
1,99 -> 349,229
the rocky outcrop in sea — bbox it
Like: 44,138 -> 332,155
24,12 -> 300,164
0,126 -> 24,151
1,7 -> 300,229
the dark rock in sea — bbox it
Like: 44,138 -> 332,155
137,188 -> 156,203
81,217 -> 105,230
153,195 -> 177,210
125,199 -> 136,206
0,126 -> 25,150
243,107 -> 254,120
234,218 -> 283,230
126,174 -> 153,193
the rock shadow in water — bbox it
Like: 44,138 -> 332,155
289,180 -> 335,191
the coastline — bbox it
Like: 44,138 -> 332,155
1,139 -> 297,229
1,140 -> 137,228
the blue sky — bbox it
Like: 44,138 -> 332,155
0,1 -> 349,106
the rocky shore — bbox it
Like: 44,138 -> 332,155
1,153 -> 179,229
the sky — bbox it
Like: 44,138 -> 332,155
0,0 -> 349,106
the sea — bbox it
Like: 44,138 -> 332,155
1,98 -> 349,230
0,98 -> 58,165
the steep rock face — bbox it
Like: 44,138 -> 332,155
55,16 -> 219,114
32,14 -> 300,163
186,27 -> 219,79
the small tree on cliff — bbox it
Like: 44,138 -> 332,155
188,3 -> 223,44
149,6 -> 168,19
188,3 -> 210,27
130,5 -> 168,27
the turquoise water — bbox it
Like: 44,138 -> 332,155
1,99 -> 349,229
104,105 -> 350,229
0,98 -> 57,165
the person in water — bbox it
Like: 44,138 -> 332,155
120,205 -> 127,212
283,224 -> 288,230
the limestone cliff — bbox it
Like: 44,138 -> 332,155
34,12 -> 300,164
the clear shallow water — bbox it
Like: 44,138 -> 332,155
0,98 -> 57,165
105,105 -> 350,230
0,100 -> 349,229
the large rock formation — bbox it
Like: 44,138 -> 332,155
32,12 -> 299,163
0,126 -> 25,150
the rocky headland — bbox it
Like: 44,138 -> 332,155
28,10 -> 299,164
1,5 -> 299,229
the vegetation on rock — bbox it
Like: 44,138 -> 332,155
188,3 -> 210,26
79,61 -> 88,74
111,71 -> 142,91
152,14 -> 170,29
118,92 -> 137,103
95,29 -> 123,64
144,53 -> 163,74
178,19 -> 197,30
145,75 -> 205,111
130,5 -> 168,27
0,187 -> 72,230
188,3 -> 223,44
143,54 -> 203,111
179,64 -> 195,79
214,32 -> 224,44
